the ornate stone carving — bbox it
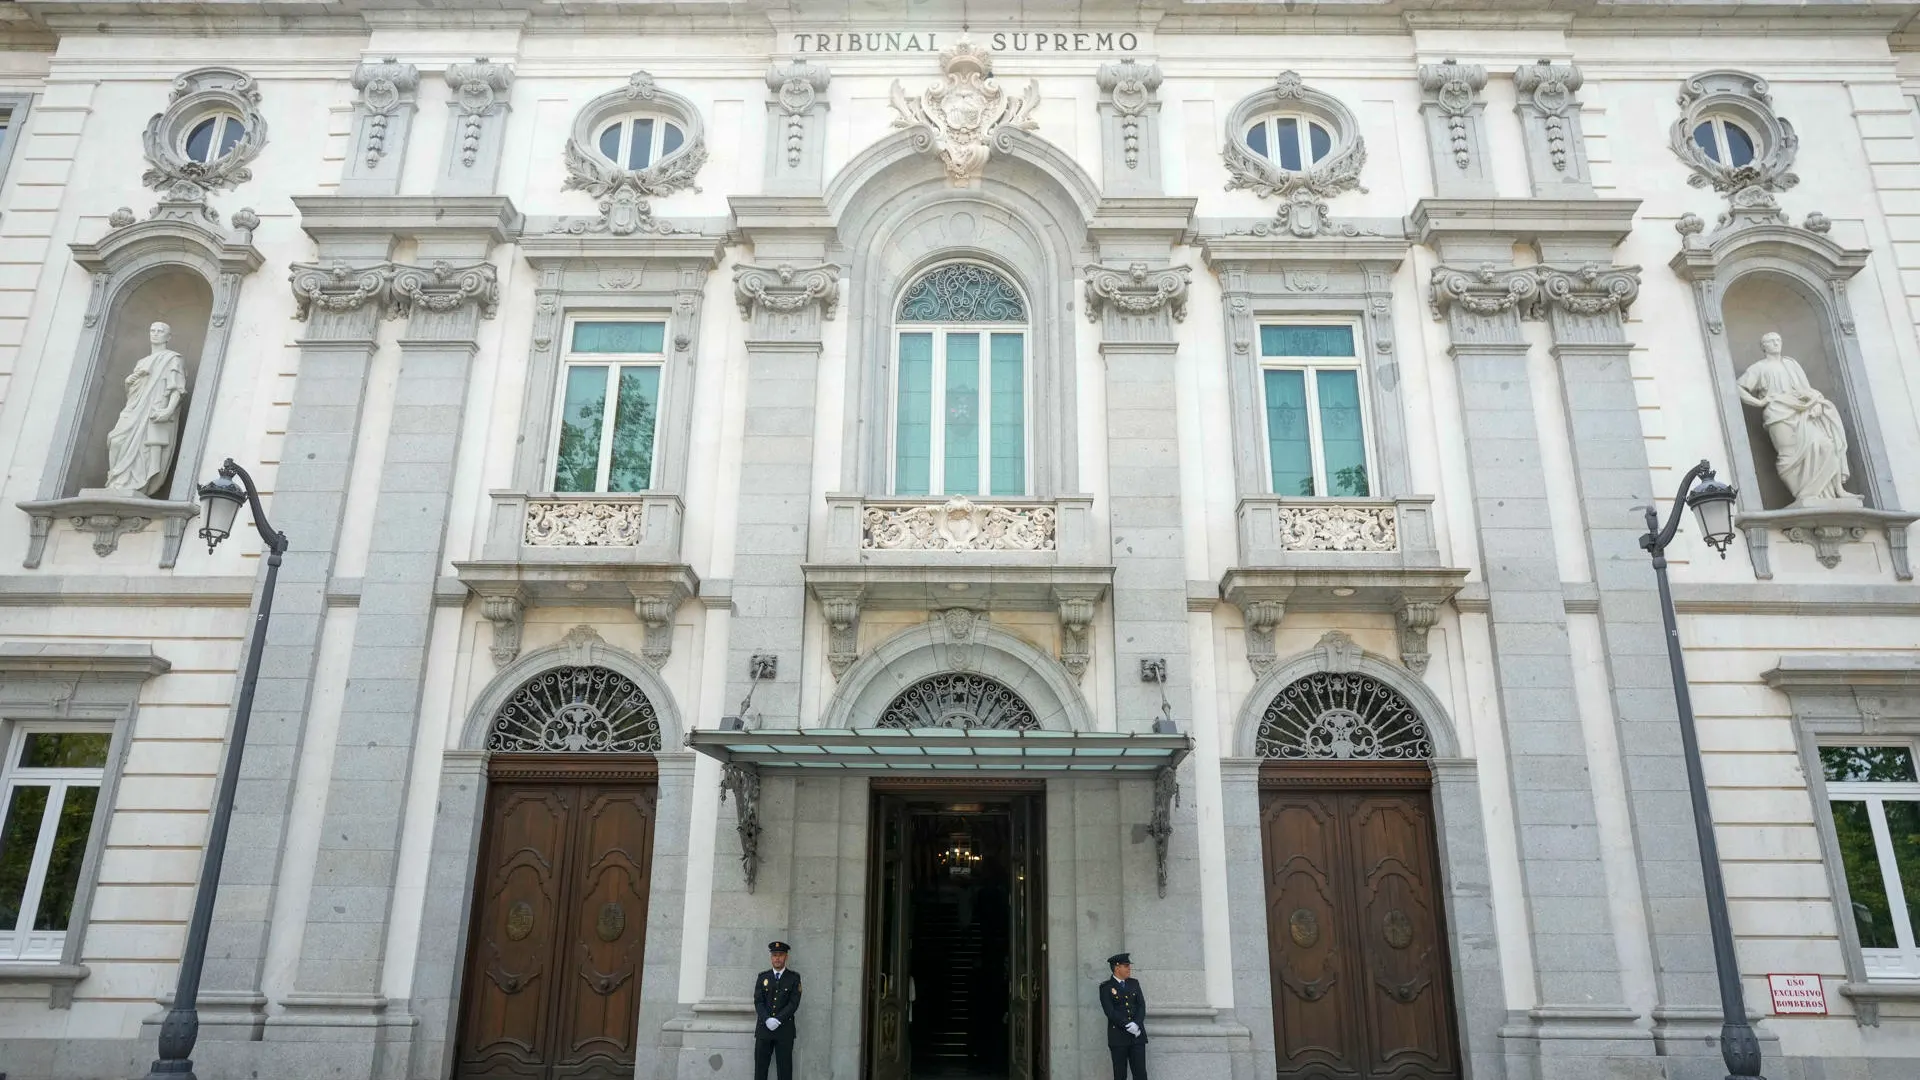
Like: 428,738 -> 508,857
1514,61 -> 1583,173
352,57 -> 419,168
1670,69 -> 1799,229
733,263 -> 841,321
1096,58 -> 1162,170
445,58 -> 514,169
1256,667 -> 1433,761
1417,59 -> 1487,170
560,70 -> 707,235
767,59 -> 830,167
289,261 -> 393,320
71,511 -> 151,558
1222,71 -> 1367,238
1537,263 -> 1641,318
488,664 -> 662,753
1240,599 -> 1284,675
862,496 -> 1057,551
889,37 -> 1040,184
941,607 -> 981,671
1056,595 -> 1095,681
523,500 -> 648,546
719,763 -> 762,893
480,594 -> 524,667
879,672 -> 1039,731
1428,263 -> 1541,320
1395,598 -> 1440,676
141,67 -> 267,213
634,594 -> 678,668
104,322 -> 189,496
823,593 -> 861,679
1083,263 -> 1191,323
391,260 -> 499,319
1277,505 -> 1399,553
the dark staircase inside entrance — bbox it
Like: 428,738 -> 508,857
915,895 -> 989,1070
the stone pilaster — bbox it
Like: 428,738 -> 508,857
1429,252 -> 1647,1076
763,60 -> 831,193
196,251 -> 395,1039
1514,62 -> 1594,197
275,243 -> 500,1064
341,57 -> 419,196
437,57 -> 514,195
1535,259 -> 1723,1053
1417,60 -> 1494,198
1096,58 -> 1164,195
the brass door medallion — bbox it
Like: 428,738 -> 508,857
1289,908 -> 1321,948
597,901 -> 626,942
504,900 -> 535,941
1382,909 -> 1413,949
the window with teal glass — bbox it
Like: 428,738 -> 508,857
551,320 -> 667,493
892,265 -> 1027,495
1258,323 -> 1370,497
1824,744 -> 1920,980
0,725 -> 108,962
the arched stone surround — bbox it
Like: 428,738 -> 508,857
827,129 -> 1097,498
406,630 -> 695,1080
820,615 -> 1093,731
1220,634 -> 1505,1080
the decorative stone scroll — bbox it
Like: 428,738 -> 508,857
1096,58 -> 1162,174
559,70 -> 706,234
1239,599 -> 1284,675
823,593 -> 862,679
1221,71 -> 1368,238
767,59 -> 831,168
351,58 -> 419,172
1430,262 -> 1639,327
1395,599 -> 1440,676
1057,593 -> 1095,681
1513,61 -> 1589,192
863,496 -> 1057,552
1083,263 -> 1191,324
444,58 -> 513,170
392,260 -> 499,320
480,594 -> 524,667
1277,504 -> 1398,552
889,37 -> 1040,184
523,500 -> 648,547
290,261 -> 394,320
1416,59 -> 1491,196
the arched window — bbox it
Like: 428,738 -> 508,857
1244,114 -> 1334,172
1255,672 -> 1432,761
487,666 -> 662,753
878,672 -> 1038,731
892,264 -> 1029,497
595,115 -> 686,171
1691,116 -> 1757,167
184,113 -> 247,164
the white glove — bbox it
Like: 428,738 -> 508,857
1126,1022 -> 1140,1037
766,1018 -> 780,1031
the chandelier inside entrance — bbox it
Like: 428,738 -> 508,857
1255,672 -> 1432,761
488,665 -> 662,753
878,672 -> 1040,731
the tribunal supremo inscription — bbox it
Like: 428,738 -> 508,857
786,31 -> 1145,54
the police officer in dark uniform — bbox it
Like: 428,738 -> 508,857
753,941 -> 802,1080
1099,952 -> 1149,1080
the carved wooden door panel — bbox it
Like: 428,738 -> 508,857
1261,774 -> 1459,1080
866,796 -> 912,1080
458,769 -> 658,1080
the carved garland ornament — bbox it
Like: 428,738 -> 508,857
1417,60 -> 1486,170
445,58 -> 513,168
487,665 -> 663,753
1096,58 -> 1162,170
1429,263 -> 1641,322
352,57 -> 419,168
1514,62 -> 1582,173
863,496 -> 1056,552
561,71 -> 708,237
889,38 -> 1040,184
1276,505 -> 1398,552
1222,71 -> 1368,239
1083,263 -> 1191,323
524,500 -> 648,547
734,263 -> 842,321
767,60 -> 831,167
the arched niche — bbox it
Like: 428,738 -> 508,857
20,210 -> 262,569
821,614 -> 1094,732
826,129 -> 1096,498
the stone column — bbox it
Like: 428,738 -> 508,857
1416,60 -> 1495,198
197,252 -> 395,1038
763,60 -> 830,194
1535,260 -> 1721,1053
342,58 -> 420,196
1513,62 -> 1593,197
1219,759 -> 1275,1080
1428,252 -> 1647,1078
274,252 -> 499,1065
403,748 -> 489,1080
1428,757 -> 1508,1080
1096,59 -> 1164,196
630,752 -> 697,1080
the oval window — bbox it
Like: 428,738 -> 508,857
184,114 -> 247,165
1691,117 -> 1757,167
596,116 -> 686,171
1245,115 -> 1334,171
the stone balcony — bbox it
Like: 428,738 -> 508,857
802,494 -> 1115,678
453,491 -> 697,670
1220,496 -> 1468,675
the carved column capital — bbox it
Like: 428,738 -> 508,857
733,262 -> 841,341
1084,263 -> 1191,346
1394,598 -> 1441,676
290,261 -> 394,320
820,591 -> 862,679
631,586 -> 687,669
390,260 -> 500,320
1428,263 -> 1541,333
1055,590 -> 1098,682
1536,262 -> 1641,345
479,593 -> 525,667
1239,599 -> 1285,675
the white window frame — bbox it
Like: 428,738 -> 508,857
1692,116 -> 1757,167
1244,114 -> 1335,172
596,116 -> 685,172
182,112 -> 246,165
0,723 -> 109,964
548,316 -> 669,495
887,323 -> 1031,498
1255,320 -> 1376,499
1823,741 -> 1920,983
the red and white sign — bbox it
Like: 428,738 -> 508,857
1767,973 -> 1828,1015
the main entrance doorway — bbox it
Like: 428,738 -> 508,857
1260,761 -> 1459,1080
865,786 -> 1046,1080
454,754 -> 658,1080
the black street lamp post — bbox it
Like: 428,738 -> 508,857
143,459 -> 287,1080
1638,458 -> 1762,1080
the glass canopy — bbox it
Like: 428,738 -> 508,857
686,727 -> 1191,773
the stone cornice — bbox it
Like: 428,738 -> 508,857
1762,654 -> 1920,692
1409,197 -> 1641,247
293,195 -> 521,249
1199,229 -> 1411,268
0,642 -> 171,679
519,229 -> 728,269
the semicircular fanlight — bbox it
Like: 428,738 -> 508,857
488,666 -> 662,753
1255,672 -> 1432,761
878,672 -> 1039,731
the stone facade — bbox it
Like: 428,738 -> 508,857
0,3 -> 1916,1080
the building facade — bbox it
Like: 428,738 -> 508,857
0,2 -> 1917,1079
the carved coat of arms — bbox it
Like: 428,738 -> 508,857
889,38 -> 1039,184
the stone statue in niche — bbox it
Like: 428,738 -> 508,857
104,322 -> 189,496
1738,332 -> 1859,506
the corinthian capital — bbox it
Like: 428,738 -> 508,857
391,260 -> 500,319
733,262 -> 841,321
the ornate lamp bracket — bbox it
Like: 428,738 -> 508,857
1147,753 -> 1185,899
718,761 -> 763,894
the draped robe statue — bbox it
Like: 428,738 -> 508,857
104,322 -> 189,496
1736,332 -> 1858,506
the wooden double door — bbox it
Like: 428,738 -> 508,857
455,755 -> 658,1079
1260,763 -> 1459,1080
